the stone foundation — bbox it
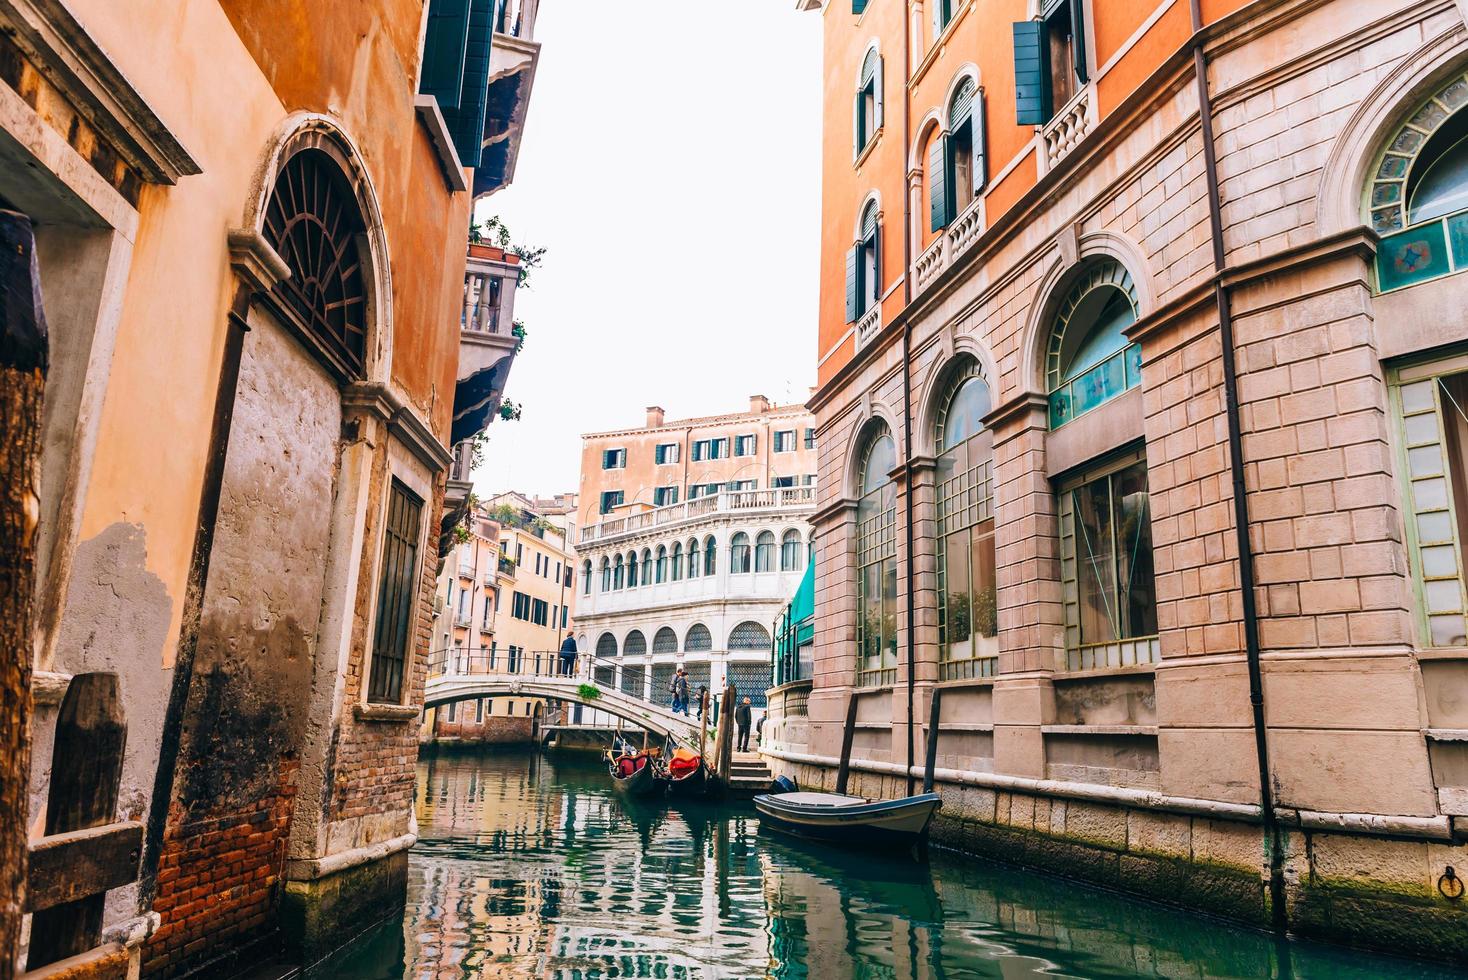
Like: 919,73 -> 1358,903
279,848 -> 408,969
766,757 -> 1468,963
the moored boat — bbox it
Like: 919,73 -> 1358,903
607,751 -> 666,799
752,791 -> 941,852
665,747 -> 722,800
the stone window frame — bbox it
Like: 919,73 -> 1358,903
1367,71 -> 1468,236
360,455 -> 433,710
855,422 -> 900,689
1390,352 -> 1468,649
1055,444 -> 1160,672
1044,257 -> 1141,430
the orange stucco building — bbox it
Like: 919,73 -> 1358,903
769,0 -> 1468,958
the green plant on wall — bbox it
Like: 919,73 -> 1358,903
499,397 -> 522,421
512,320 -> 526,353
577,683 -> 601,701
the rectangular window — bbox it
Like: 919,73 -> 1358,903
654,485 -> 680,507
773,476 -> 796,488
600,490 -> 624,515
802,474 -> 816,486
774,430 -> 796,452
369,479 -> 423,704
602,448 -> 627,469
532,598 -> 549,626
1058,450 -> 1158,671
734,434 -> 757,456
512,591 -> 531,621
655,442 -> 681,464
476,698 -> 485,722
804,427 -> 816,450
730,480 -> 757,491
689,482 -> 723,499
857,477 -> 899,688
535,553 -> 542,574
710,438 -> 729,459
446,701 -> 456,722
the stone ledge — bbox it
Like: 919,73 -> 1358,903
353,702 -> 420,723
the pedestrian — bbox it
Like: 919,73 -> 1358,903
674,669 -> 691,717
558,634 -> 577,677
668,668 -> 683,713
755,711 -> 766,747
695,684 -> 708,720
735,696 -> 753,752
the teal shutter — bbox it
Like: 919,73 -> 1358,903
872,221 -> 882,303
973,90 -> 988,194
419,0 -> 473,110
873,54 -> 884,133
845,246 -> 859,322
853,0 -> 869,12
853,89 -> 862,160
1013,20 -> 1051,125
441,0 -> 495,167
929,135 -> 951,232
1070,0 -> 1089,83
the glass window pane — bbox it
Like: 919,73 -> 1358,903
1402,380 -> 1436,414
882,557 -> 899,668
1430,614 -> 1468,647
1420,510 -> 1455,543
1073,479 -> 1117,645
1425,578 -> 1464,614
1409,444 -> 1446,478
944,531 -> 972,660
1423,544 -> 1459,578
1404,411 -> 1440,445
1416,477 -> 1450,511
1112,461 -> 1157,639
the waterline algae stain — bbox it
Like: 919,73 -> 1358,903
307,751 -> 1468,978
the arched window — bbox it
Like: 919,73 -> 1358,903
857,422 -> 898,686
262,148 -> 369,377
641,547 -> 652,579
625,630 -> 647,658
596,632 -> 617,659
653,627 -> 679,654
686,623 -> 712,652
613,554 -> 625,590
934,359 -> 999,680
1045,259 -> 1140,429
847,199 -> 882,325
655,545 -> 668,583
755,531 -> 776,572
600,557 -> 611,592
1372,76 -> 1468,291
672,542 -> 684,581
730,532 -> 752,574
627,549 -> 639,588
854,46 -> 883,159
582,560 -> 592,595
730,621 -> 771,651
705,536 -> 717,576
686,537 -> 701,579
930,78 -> 986,232
781,530 -> 804,571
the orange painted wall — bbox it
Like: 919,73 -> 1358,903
813,0 -> 1209,394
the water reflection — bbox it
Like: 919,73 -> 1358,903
309,751 -> 1468,980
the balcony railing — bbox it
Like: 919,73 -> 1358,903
496,0 -> 540,40
581,486 -> 818,545
913,197 -> 984,296
1040,84 -> 1096,174
462,270 -> 510,336
855,304 -> 881,350
498,555 -> 517,578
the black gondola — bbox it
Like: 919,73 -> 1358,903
753,791 -> 941,852
664,748 -> 723,800
606,750 -> 666,799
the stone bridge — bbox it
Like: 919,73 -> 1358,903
423,650 -> 705,744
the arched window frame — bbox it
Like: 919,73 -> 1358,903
653,627 -> 679,654
600,557 -> 611,592
672,542 -> 684,581
625,630 -> 647,658
932,357 -> 1000,680
686,623 -> 712,653
929,75 -> 987,233
730,532 -> 752,574
686,537 -> 701,579
582,559 -> 593,595
596,632 -> 617,659
655,545 -> 668,583
705,536 -> 717,576
855,422 -> 899,687
1044,258 -> 1140,429
613,554 -> 625,590
854,44 -> 884,161
847,196 -> 882,324
729,620 -> 772,651
627,549 -> 639,588
755,531 -> 776,573
780,530 -> 804,571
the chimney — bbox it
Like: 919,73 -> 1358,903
645,406 -> 665,428
749,394 -> 771,414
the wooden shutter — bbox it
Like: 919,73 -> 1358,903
1013,20 -> 1051,126
419,0 -> 473,110
441,0 -> 496,168
872,221 -> 882,304
974,89 -> 989,194
845,246 -> 859,322
932,0 -> 946,40
853,88 -> 862,160
929,135 -> 951,232
853,0 -> 869,12
1071,0 -> 1089,84
873,54 -> 884,133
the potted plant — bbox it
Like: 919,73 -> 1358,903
498,397 -> 522,421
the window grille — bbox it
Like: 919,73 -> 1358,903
369,480 -> 423,703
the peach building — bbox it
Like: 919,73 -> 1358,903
2,0 -> 542,974
766,0 -> 1468,958
576,399 -> 818,711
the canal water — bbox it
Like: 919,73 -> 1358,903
309,750 -> 1466,979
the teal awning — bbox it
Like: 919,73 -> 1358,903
790,562 -> 814,624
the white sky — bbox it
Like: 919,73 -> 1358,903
470,1 -> 824,499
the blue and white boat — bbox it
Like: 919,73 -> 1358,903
752,790 -> 941,851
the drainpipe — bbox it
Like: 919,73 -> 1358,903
901,0 -> 917,797
1188,0 -> 1286,928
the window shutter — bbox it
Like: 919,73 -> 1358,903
854,0 -> 869,13
950,78 -> 975,130
1013,20 -> 1051,126
929,135 -> 951,232
845,246 -> 859,322
974,89 -> 989,194
932,0 -> 945,42
440,0 -> 496,167
419,0 -> 473,110
1070,0 -> 1089,84
873,55 -> 884,133
853,87 -> 862,161
872,220 -> 882,303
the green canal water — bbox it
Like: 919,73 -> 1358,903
308,750 -> 1466,979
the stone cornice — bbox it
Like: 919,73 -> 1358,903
342,381 -> 454,473
227,229 -> 290,295
813,497 -> 859,527
983,392 -> 1048,437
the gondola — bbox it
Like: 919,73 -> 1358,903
753,790 -> 941,852
664,747 -> 723,800
606,750 -> 666,799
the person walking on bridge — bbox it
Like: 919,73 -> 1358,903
558,634 -> 578,677
673,669 -> 690,716
735,697 -> 753,753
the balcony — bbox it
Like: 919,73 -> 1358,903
451,245 -> 522,445
474,0 -> 541,198
457,561 -> 476,579
580,486 -> 818,546
854,304 -> 881,351
1038,83 -> 1097,175
913,197 -> 985,296
498,554 -> 518,578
